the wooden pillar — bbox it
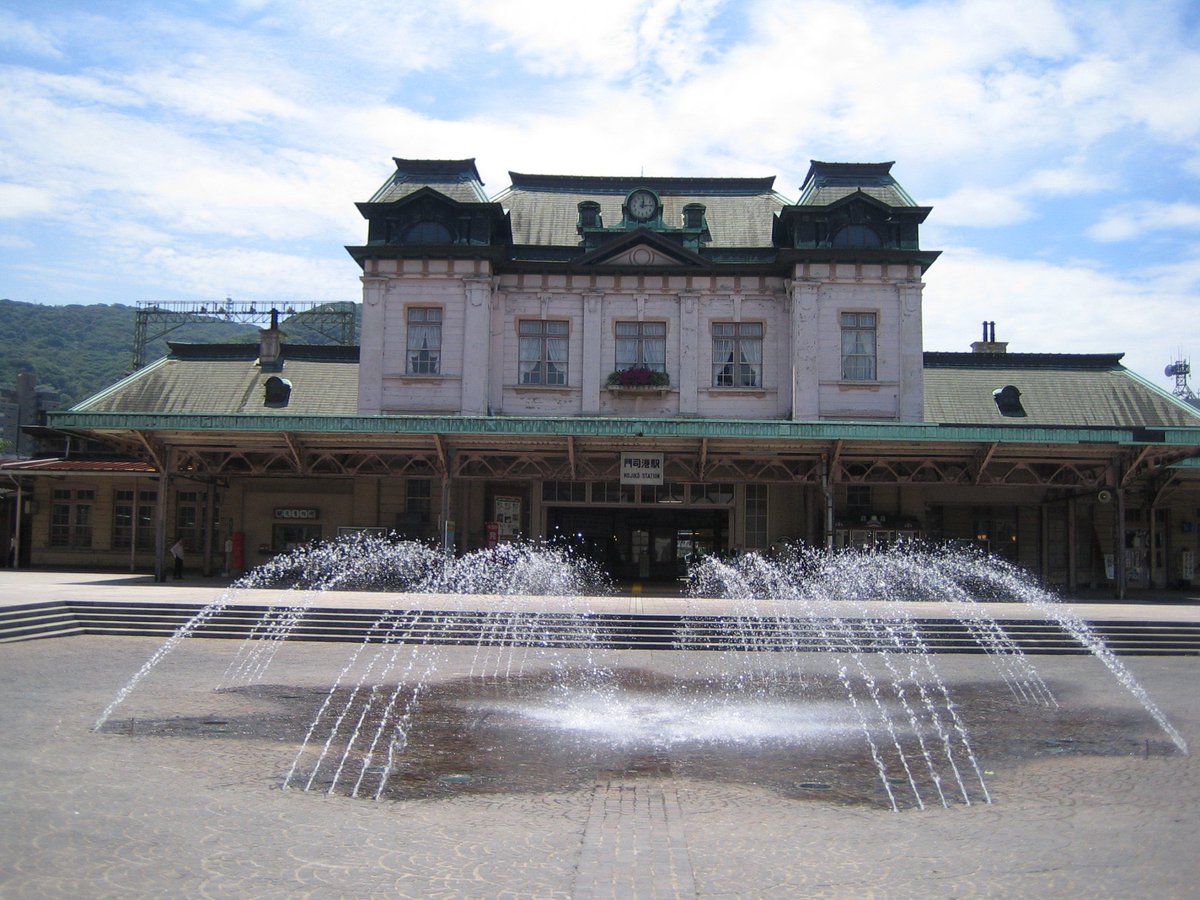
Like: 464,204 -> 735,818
13,480 -> 23,569
154,472 -> 167,583
1115,487 -> 1126,601
1067,496 -> 1077,595
203,483 -> 216,577
1040,503 -> 1049,583
440,455 -> 455,554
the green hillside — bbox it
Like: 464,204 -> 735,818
0,299 -> 358,408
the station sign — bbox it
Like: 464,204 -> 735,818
620,452 -> 664,485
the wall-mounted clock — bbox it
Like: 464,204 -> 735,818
626,189 -> 659,222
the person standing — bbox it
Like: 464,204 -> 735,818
169,537 -> 185,580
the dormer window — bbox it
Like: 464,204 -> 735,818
682,203 -> 706,230
831,224 -> 882,248
992,385 -> 1026,417
263,375 -> 292,407
402,220 -> 453,244
578,201 -> 602,229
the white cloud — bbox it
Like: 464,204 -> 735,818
2,0 -> 1198,394
0,9 -> 62,58
1089,202 -> 1200,242
137,245 -> 359,301
0,183 -> 54,218
923,245 -> 1200,381
927,188 -> 1033,227
391,0 -> 726,88
120,69 -> 305,124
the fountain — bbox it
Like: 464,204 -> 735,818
95,534 -> 1189,812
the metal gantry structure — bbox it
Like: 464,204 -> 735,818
1166,359 -> 1197,402
132,300 -> 357,370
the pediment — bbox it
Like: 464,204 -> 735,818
602,243 -> 689,267
357,185 -> 466,215
576,228 -> 708,268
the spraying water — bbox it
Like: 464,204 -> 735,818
95,536 -> 1188,811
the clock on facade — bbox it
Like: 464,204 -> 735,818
626,189 -> 659,222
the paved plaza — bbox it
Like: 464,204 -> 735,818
1,571 -> 1198,897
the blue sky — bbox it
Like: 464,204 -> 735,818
2,0 -> 1199,388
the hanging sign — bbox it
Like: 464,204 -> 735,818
620,452 -> 664,485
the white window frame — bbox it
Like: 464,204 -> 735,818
711,321 -> 763,388
840,311 -> 877,381
615,321 -> 667,372
518,319 -> 570,386
405,307 -> 443,375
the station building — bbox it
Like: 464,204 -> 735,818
4,158 -> 1200,594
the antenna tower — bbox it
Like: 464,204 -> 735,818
1165,356 -> 1197,401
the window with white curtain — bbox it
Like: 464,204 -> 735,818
711,322 -> 763,387
615,321 -> 666,372
406,307 -> 442,375
519,319 -> 569,385
841,312 -> 877,380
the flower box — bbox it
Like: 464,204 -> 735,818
606,367 -> 670,388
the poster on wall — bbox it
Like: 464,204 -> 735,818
495,496 -> 521,540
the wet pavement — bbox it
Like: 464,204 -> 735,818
2,622 -> 1198,897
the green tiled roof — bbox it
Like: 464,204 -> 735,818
369,158 -> 489,204
494,173 -> 790,248
69,344 -> 1200,434
923,353 -> 1200,428
73,345 -> 359,416
796,161 -> 919,208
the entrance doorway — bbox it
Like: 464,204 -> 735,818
546,506 -> 729,582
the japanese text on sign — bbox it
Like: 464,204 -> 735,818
620,452 -> 664,485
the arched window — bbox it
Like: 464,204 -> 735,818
402,221 -> 453,244
831,224 -> 882,248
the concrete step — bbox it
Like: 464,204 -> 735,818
1,600 -> 1198,655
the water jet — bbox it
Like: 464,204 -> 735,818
96,535 -> 1189,811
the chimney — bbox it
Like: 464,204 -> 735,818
970,320 -> 1008,354
257,307 -> 285,371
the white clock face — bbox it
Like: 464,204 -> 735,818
628,190 -> 657,220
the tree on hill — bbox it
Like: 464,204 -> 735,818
0,299 -> 360,408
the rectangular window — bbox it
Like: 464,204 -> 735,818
406,307 -> 442,375
745,484 -> 768,549
615,321 -> 666,372
846,484 -> 872,516
50,488 -> 95,548
592,482 -> 636,504
542,481 -> 587,503
113,488 -> 157,550
405,479 -> 432,523
175,490 -> 221,553
519,320 -> 569,385
648,483 -> 685,504
841,312 -> 877,380
711,322 -> 763,387
691,483 -> 735,505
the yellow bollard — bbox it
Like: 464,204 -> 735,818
632,582 -> 643,596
